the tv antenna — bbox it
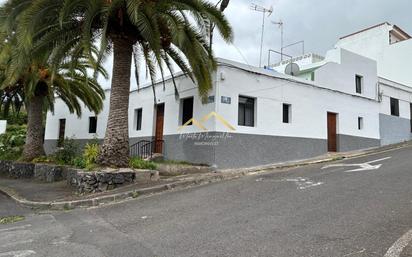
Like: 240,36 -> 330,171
250,3 -> 273,68
271,20 -> 284,61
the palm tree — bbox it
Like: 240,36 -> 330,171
13,0 -> 233,167
0,2 -> 107,161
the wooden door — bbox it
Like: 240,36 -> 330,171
327,113 -> 337,152
154,104 -> 164,153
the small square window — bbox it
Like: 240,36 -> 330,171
358,117 -> 363,130
390,98 -> 399,116
181,97 -> 194,125
238,96 -> 255,127
283,104 -> 291,123
135,108 -> 142,131
355,75 -> 363,94
89,116 -> 97,133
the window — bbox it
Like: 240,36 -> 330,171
135,108 -> 142,131
390,98 -> 399,116
355,75 -> 363,94
310,72 -> 315,81
89,116 -> 97,133
238,96 -> 255,127
181,97 -> 194,125
410,103 -> 412,133
58,119 -> 66,147
358,117 -> 363,130
283,104 -> 291,123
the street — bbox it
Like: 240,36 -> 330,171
2,146 -> 412,256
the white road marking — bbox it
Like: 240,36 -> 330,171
0,240 -> 34,248
322,157 -> 391,172
0,225 -> 31,233
343,248 -> 366,256
284,177 -> 324,190
366,157 -> 392,164
0,250 -> 35,257
384,229 -> 412,257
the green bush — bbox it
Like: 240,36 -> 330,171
129,157 -> 157,170
83,143 -> 99,167
0,124 -> 26,160
0,113 -> 28,126
72,156 -> 86,169
54,138 -> 80,165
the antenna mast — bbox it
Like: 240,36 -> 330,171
271,20 -> 284,61
250,3 -> 273,68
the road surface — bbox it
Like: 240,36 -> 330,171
2,146 -> 412,256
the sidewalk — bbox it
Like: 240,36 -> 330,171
1,141 -> 411,210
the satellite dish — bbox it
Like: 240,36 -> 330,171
285,63 -> 300,76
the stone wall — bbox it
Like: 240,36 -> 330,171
67,168 -> 159,194
0,160 -> 160,194
0,160 -> 67,181
34,164 -> 67,182
0,161 -> 35,179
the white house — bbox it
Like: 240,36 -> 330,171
44,23 -> 412,168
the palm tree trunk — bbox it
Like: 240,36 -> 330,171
97,38 -> 133,167
22,95 -> 45,161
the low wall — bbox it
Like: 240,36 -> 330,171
67,168 -> 159,194
0,161 -> 35,179
0,160 -> 160,194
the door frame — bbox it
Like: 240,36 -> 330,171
154,103 -> 165,153
327,112 -> 338,152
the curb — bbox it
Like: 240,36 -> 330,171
0,173 -> 241,210
1,142 -> 410,210
222,141 -> 412,174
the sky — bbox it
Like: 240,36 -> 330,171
211,0 -> 412,67
2,0 -> 410,88
119,0 -> 412,89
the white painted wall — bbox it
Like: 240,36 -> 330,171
45,74 -> 217,140
215,60 -> 380,140
379,78 -> 412,118
0,120 -> 7,134
45,93 -> 109,140
335,23 -> 412,88
314,48 -> 378,100
45,59 -> 382,143
335,23 -> 391,61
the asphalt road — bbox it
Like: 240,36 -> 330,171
2,146 -> 412,256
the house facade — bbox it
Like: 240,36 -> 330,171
44,23 -> 412,168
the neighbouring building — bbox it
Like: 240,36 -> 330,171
44,22 -> 412,168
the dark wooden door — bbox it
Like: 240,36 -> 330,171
327,113 -> 337,152
154,104 -> 164,153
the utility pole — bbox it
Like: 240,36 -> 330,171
250,3 -> 273,68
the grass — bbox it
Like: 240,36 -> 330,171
154,159 -> 194,166
131,191 -> 139,198
0,215 -> 25,224
129,157 -> 157,170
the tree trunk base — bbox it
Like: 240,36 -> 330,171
97,137 -> 130,167
96,37 -> 133,168
22,95 -> 46,161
